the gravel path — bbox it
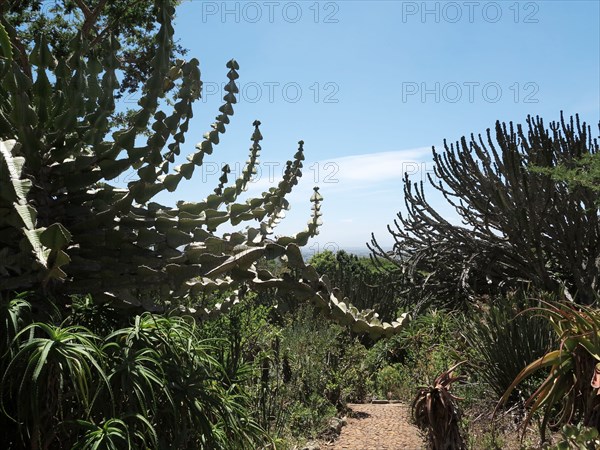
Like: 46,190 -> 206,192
323,403 -> 425,450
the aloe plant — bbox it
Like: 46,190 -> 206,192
71,416 -> 156,450
498,302 -> 600,443
411,362 -> 467,450
0,0 -> 408,337
0,292 -> 31,358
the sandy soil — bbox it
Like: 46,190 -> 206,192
321,403 -> 426,450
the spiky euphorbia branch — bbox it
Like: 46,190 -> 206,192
0,0 -> 408,338
370,114 -> 599,310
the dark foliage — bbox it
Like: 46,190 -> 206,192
371,114 -> 600,310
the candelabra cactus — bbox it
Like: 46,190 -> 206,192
371,114 -> 600,310
0,0 -> 408,338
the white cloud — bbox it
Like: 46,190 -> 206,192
205,147 -> 443,248
244,147 -> 432,195
323,148 -> 431,183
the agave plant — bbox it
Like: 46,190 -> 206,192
411,362 -> 467,450
498,301 -> 600,443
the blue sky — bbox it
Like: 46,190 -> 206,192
141,0 -> 600,252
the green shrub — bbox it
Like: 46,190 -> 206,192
280,306 -> 348,414
375,365 -> 404,400
461,292 -> 556,403
288,394 -> 336,438
365,310 -> 462,402
339,342 -> 372,403
0,294 -> 267,449
548,423 -> 600,450
196,295 -> 374,443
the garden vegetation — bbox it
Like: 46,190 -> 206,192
1,1 -> 599,449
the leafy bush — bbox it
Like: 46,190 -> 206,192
339,341 -> 372,403
375,365 -> 404,400
195,294 -> 374,444
367,309 -> 461,402
548,423 -> 600,450
279,305 -> 369,433
288,393 -> 336,438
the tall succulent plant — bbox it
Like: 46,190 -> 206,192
371,114 -> 600,309
0,1 -> 407,338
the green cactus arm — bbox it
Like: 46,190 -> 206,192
0,0 -> 410,339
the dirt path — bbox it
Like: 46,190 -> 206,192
322,403 -> 425,450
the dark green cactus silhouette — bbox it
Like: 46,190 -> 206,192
371,114 -> 600,310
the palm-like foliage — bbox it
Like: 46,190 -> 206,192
72,414 -> 158,450
72,418 -> 133,450
105,344 -> 165,417
0,298 -> 267,449
103,312 -> 266,449
0,292 -> 31,359
1,322 -> 109,448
